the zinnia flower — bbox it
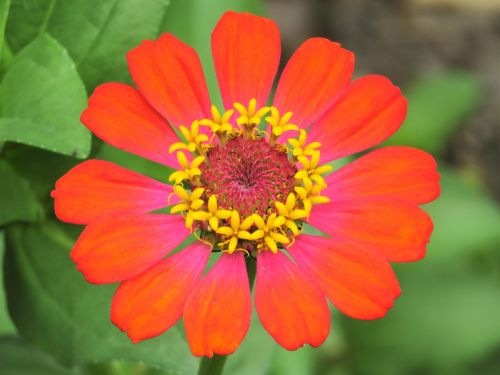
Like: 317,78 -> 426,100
52,11 -> 440,357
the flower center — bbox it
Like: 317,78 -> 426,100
200,137 -> 297,216
168,98 -> 332,255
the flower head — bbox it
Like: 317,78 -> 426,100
52,11 -> 440,357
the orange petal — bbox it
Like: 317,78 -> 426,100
183,252 -> 251,357
309,198 -> 433,262
212,11 -> 280,109
52,160 -> 176,225
71,214 -> 189,284
81,83 -> 179,167
274,38 -> 354,128
308,75 -> 407,162
325,146 -> 440,205
255,250 -> 330,350
111,242 -> 211,343
127,33 -> 211,126
289,235 -> 401,320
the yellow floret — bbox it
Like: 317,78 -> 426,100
199,105 -> 234,141
251,213 -> 290,254
168,151 -> 205,184
288,129 -> 321,158
216,211 -> 256,253
169,121 -> 208,155
170,186 -> 206,230
234,98 -> 270,139
266,107 -> 299,143
275,193 -> 308,235
190,195 -> 232,231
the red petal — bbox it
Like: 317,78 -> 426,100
325,146 -> 440,205
183,252 -> 251,357
52,160 -> 176,225
255,251 -> 330,350
111,242 -> 211,343
71,214 -> 188,284
274,38 -> 354,128
308,75 -> 408,162
81,83 -> 178,167
309,198 -> 433,262
289,235 -> 401,320
127,33 -> 211,126
212,11 -> 280,109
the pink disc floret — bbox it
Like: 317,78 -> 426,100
200,137 -> 297,216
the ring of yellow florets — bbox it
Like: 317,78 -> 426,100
168,98 -> 332,256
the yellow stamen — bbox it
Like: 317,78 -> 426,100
266,107 -> 299,145
275,193 -> 308,236
168,152 -> 205,184
216,211 -> 256,254
170,186 -> 205,230
200,105 -> 234,145
252,213 -> 290,254
234,98 -> 270,140
191,195 -> 232,231
288,129 -> 321,158
169,121 -> 208,155
294,150 -> 332,189
294,177 -> 330,215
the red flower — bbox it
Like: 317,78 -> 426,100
52,11 -> 440,357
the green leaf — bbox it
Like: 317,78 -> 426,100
4,0 -> 53,53
0,0 -> 10,57
0,34 -> 90,158
3,144 -> 80,204
0,232 -> 16,334
161,0 -> 264,105
4,222 -> 197,373
425,168 -> 500,262
0,336 -> 72,375
79,360 -> 178,375
386,72 -> 481,154
7,0 -> 170,89
0,160 -> 43,226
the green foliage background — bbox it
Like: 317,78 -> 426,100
0,0 -> 499,374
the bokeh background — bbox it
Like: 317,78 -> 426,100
1,0 -> 500,374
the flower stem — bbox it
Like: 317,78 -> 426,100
197,355 -> 227,375
197,256 -> 257,375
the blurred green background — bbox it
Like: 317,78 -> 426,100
1,0 -> 500,374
